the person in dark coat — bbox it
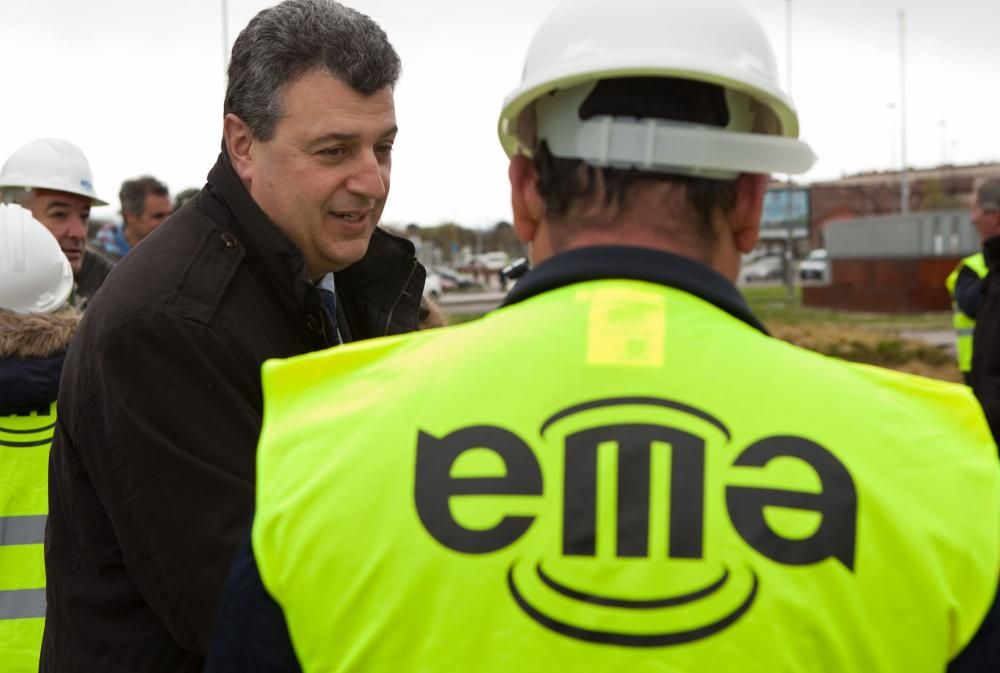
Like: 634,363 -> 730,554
40,1 -> 423,671
970,178 -> 1000,441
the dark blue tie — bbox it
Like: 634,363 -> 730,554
318,287 -> 340,341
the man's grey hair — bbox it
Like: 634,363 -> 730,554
225,0 -> 401,141
119,176 -> 168,218
976,177 -> 1000,212
0,187 -> 35,209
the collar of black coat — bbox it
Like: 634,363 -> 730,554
204,151 -> 421,323
501,245 -> 768,335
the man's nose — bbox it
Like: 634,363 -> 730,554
347,150 -> 388,200
67,213 -> 87,240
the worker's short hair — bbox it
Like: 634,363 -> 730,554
225,0 -> 400,141
533,77 -> 739,248
975,177 -> 1000,212
119,176 -> 168,218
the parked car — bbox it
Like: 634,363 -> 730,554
798,248 -> 829,282
477,251 -> 510,271
740,255 -> 784,283
433,265 -> 478,290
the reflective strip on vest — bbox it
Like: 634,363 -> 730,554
0,590 -> 45,621
946,252 -> 989,373
254,280 -> 1000,673
0,516 -> 46,547
0,402 -> 54,672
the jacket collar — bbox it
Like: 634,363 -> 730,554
204,151 -> 420,325
502,245 -> 768,334
206,149 -> 424,338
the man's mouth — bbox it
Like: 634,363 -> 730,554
330,210 -> 369,223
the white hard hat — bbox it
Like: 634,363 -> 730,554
0,138 -> 107,205
0,204 -> 74,314
498,0 -> 816,178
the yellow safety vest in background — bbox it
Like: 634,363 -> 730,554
946,252 -> 988,373
0,403 -> 54,673
255,279 -> 999,673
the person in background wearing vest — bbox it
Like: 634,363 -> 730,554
0,139 -> 113,310
40,2 -> 423,671
0,204 -> 78,673
947,178 -> 1000,384
95,175 -> 173,261
970,179 -> 1000,444
207,0 -> 1000,671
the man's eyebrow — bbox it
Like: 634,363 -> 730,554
44,201 -> 73,211
309,125 -> 399,147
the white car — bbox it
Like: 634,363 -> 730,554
798,249 -> 829,282
739,256 -> 784,283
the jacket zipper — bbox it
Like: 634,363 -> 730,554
382,258 -> 419,336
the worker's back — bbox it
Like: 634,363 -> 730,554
253,269 -> 999,673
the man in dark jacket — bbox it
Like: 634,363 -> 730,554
970,178 -> 1000,441
41,1 -> 423,671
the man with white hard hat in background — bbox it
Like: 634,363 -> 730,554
206,0 -> 999,671
0,139 -> 113,308
0,204 -> 79,673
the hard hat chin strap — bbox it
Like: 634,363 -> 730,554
535,83 -> 816,179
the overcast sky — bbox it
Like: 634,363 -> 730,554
3,0 -> 998,227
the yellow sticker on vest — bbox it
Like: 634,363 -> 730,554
582,287 -> 665,367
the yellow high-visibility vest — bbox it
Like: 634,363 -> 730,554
945,252 -> 988,373
0,402 -> 54,673
255,279 -> 999,673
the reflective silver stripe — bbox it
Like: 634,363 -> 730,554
957,328 -> 976,337
0,589 -> 45,620
0,515 -> 46,546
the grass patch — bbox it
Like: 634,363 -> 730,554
438,285 -> 961,383
742,285 -> 951,331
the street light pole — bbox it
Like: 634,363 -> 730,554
222,0 -> 230,78
784,0 -> 796,302
899,9 -> 910,214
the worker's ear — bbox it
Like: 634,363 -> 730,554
509,155 -> 544,244
729,173 -> 768,253
223,113 -> 256,184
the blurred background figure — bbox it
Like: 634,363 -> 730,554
172,187 -> 200,212
96,176 -> 171,261
0,203 -> 79,673
946,178 -> 1000,384
0,139 -> 111,308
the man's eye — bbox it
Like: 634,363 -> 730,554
376,144 -> 394,156
321,147 -> 347,159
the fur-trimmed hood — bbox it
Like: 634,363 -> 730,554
0,307 -> 81,412
0,307 -> 81,359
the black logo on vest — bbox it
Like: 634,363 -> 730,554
414,397 -> 857,647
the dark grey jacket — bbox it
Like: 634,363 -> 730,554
41,151 -> 424,673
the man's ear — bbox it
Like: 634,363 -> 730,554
509,155 -> 544,244
730,173 -> 768,254
223,113 -> 255,183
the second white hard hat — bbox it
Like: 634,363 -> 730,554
0,204 -> 74,314
0,138 -> 107,205
497,0 -> 816,178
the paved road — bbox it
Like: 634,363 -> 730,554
439,291 -> 506,316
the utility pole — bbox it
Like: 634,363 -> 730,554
784,0 -> 796,301
221,0 -> 230,79
939,119 -> 948,165
899,10 -> 910,214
